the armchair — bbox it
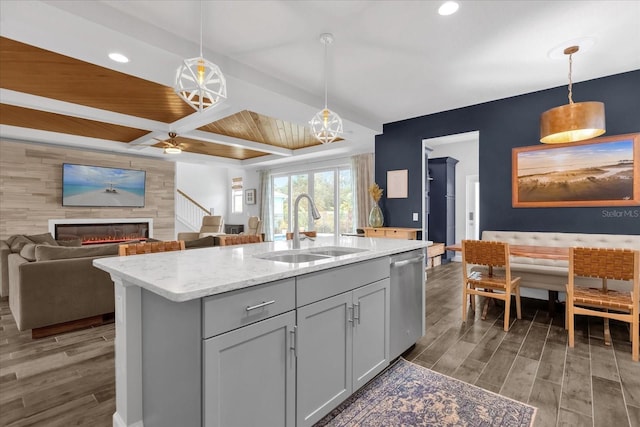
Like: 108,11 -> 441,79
244,216 -> 262,236
177,216 -> 225,241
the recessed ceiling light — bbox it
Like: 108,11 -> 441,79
548,37 -> 596,59
108,52 -> 129,63
438,1 -> 459,16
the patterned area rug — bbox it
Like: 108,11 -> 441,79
315,358 -> 536,427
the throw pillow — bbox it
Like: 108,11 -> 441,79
9,235 -> 33,253
35,244 -> 119,261
19,243 -> 38,261
57,238 -> 83,247
5,235 -> 20,246
26,232 -> 58,246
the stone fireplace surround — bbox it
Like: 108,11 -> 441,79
48,218 -> 153,245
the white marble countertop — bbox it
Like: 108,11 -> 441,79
94,236 -> 431,302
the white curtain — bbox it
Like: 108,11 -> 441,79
259,169 -> 274,241
350,153 -> 374,230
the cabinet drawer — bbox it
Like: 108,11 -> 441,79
427,243 -> 445,257
364,228 -> 385,238
297,258 -> 389,307
203,278 -> 295,338
384,229 -> 414,239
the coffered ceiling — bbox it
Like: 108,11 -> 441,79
1,1 -> 638,168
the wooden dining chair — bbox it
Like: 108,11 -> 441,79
461,240 -> 522,331
216,235 -> 263,246
285,231 -> 317,240
566,247 -> 639,361
118,240 -> 185,256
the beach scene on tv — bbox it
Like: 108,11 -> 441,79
62,164 -> 146,207
517,139 -> 634,202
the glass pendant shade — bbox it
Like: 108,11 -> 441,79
310,107 -> 343,144
175,56 -> 227,112
540,101 -> 605,143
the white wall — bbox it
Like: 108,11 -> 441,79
175,162 -> 228,234
427,133 -> 479,246
226,167 -> 262,228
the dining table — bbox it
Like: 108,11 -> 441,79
446,242 -> 616,345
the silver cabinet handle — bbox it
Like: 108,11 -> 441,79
353,302 -> 360,324
246,300 -> 275,311
289,326 -> 297,357
390,255 -> 424,268
347,305 -> 354,323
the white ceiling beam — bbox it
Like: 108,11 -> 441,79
183,129 -> 293,157
170,102 -> 240,135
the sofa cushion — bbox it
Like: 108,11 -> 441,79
35,244 -> 119,261
184,235 -> 216,249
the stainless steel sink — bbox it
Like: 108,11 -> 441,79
306,246 -> 368,257
257,253 -> 331,263
254,246 -> 367,263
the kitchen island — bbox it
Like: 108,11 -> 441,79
94,236 -> 429,427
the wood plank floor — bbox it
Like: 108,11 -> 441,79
0,262 -> 638,426
0,299 -> 115,427
405,262 -> 640,427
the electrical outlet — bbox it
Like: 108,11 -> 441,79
412,213 -> 419,221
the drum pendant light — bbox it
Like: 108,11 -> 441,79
540,46 -> 605,144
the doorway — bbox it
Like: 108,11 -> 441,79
421,131 -> 480,257
466,175 -> 480,240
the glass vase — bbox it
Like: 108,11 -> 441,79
368,202 -> 384,228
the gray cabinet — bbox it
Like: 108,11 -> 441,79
202,278 -> 296,427
352,280 -> 390,390
296,278 -> 390,427
427,156 -> 458,263
203,311 -> 296,427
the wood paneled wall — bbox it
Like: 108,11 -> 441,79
0,140 -> 175,240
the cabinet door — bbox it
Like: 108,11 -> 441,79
203,311 -> 296,427
352,278 -> 390,390
296,292 -> 352,427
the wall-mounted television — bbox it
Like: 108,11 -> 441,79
62,163 -> 146,207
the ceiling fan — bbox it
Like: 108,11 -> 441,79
154,131 -> 185,154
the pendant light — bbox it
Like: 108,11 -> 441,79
175,1 -> 227,112
309,33 -> 343,144
540,46 -> 605,144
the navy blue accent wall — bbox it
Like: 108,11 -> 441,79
375,70 -> 640,235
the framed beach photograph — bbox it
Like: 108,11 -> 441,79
62,163 -> 146,207
512,133 -> 640,208
245,188 -> 256,205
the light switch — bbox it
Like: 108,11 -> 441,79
412,213 -> 419,221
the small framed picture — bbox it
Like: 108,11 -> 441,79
245,189 -> 256,205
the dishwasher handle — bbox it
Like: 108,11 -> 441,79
390,255 -> 425,269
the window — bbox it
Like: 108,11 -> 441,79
231,177 -> 243,214
271,166 -> 353,240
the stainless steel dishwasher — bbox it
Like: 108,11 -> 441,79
389,248 -> 426,360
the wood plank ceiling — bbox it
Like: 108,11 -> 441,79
0,37 -> 338,161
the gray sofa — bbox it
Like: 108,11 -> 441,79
2,233 -> 215,334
